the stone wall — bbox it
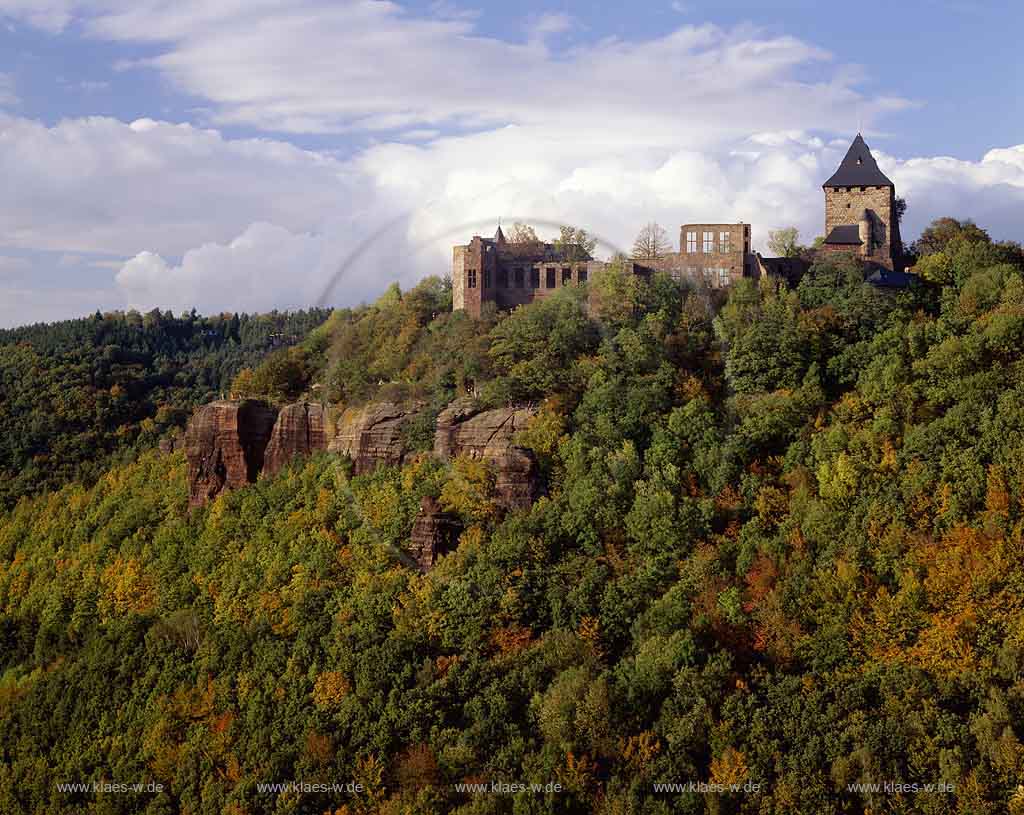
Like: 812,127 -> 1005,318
824,185 -> 895,269
451,245 -> 467,312
674,223 -> 753,287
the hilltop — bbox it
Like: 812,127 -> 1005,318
2,218 -> 1024,814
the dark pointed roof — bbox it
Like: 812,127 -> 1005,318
823,225 -> 863,245
823,134 -> 893,188
494,224 -> 506,243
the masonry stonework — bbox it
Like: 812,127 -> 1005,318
673,223 -> 753,288
823,186 -> 897,268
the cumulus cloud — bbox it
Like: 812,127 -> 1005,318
5,108 -> 1024,322
363,129 -> 1024,273
881,145 -> 1024,242
117,223 -> 327,314
0,113 -> 356,258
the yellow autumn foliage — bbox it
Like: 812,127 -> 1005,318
312,671 -> 351,709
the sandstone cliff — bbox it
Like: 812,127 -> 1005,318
184,400 -> 278,508
434,398 -> 538,510
262,402 -> 327,477
328,402 -> 422,475
408,496 -> 460,571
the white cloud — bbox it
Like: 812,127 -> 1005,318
4,112 -> 1024,325
117,222 -> 329,314
0,2 -> 910,140
881,145 -> 1024,241
0,112 -> 356,258
113,128 -> 1024,319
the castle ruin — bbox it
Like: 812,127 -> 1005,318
452,134 -> 911,317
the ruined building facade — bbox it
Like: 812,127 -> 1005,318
452,223 -> 753,318
451,226 -> 615,315
451,134 -> 908,317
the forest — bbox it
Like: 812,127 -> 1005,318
0,308 -> 331,509
3,217 -> 1024,814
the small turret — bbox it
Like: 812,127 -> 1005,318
858,209 -> 872,256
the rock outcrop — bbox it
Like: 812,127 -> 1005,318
263,402 -> 327,477
408,496 -> 460,571
184,400 -> 278,508
328,402 -> 421,475
434,399 -> 538,510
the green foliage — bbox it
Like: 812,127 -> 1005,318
767,226 -> 801,258
232,345 -> 313,402
6,215 -> 1024,813
484,288 -> 598,404
0,308 -> 330,508
324,275 -> 485,405
552,225 -> 597,262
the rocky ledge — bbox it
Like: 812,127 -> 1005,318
408,496 -> 460,571
328,401 -> 422,475
183,397 -> 541,570
263,402 -> 327,477
434,398 -> 538,510
184,400 -> 278,508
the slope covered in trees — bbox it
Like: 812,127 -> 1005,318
0,308 -> 331,508
3,221 -> 1024,814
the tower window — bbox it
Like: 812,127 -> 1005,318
467,270 -> 477,288
686,231 -> 697,253
703,231 -> 714,253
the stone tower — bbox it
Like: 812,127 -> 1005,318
822,134 -> 902,271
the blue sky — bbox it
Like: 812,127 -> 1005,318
0,0 -> 1022,326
